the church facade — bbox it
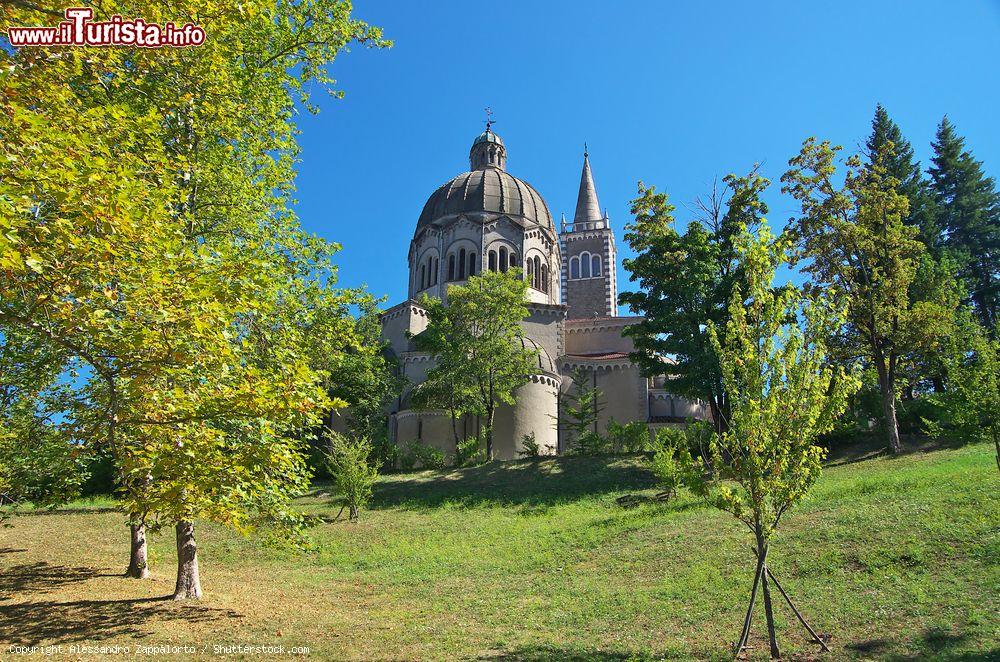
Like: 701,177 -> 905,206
379,128 -> 708,460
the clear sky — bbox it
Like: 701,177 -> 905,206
293,1 -> 1000,308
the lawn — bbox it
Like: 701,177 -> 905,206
1,440 -> 997,660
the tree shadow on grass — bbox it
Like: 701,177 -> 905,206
0,562 -> 119,600
0,596 -> 241,646
477,644 -> 678,661
0,559 -> 242,646
369,455 -> 658,510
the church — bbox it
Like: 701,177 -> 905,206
379,126 -> 709,460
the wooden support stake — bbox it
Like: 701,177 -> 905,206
765,566 -> 830,653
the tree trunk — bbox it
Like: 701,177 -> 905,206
172,520 -> 202,600
760,552 -> 780,659
736,540 -> 767,655
349,504 -> 359,521
875,362 -> 902,454
125,521 -> 150,579
485,407 -> 494,461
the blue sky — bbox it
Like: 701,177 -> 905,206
293,1 -> 1000,309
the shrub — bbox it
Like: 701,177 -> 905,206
455,435 -> 486,467
606,419 -> 650,453
569,430 -> 610,456
324,432 -> 379,521
399,440 -> 446,471
517,432 -> 541,458
648,429 -> 697,500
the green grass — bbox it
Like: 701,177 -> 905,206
2,441 -> 998,660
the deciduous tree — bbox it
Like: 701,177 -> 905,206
414,270 -> 537,461
619,171 -> 768,434
782,139 -> 955,453
689,226 -> 859,658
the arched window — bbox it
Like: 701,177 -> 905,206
447,254 -> 456,281
526,257 -> 534,284
499,246 -> 508,273
541,264 -> 548,293
458,248 -> 467,280
489,250 -> 497,271
430,257 -> 437,285
570,256 -> 579,279
468,252 -> 477,277
592,255 -> 601,277
581,252 -> 591,278
533,256 -> 541,290
419,264 -> 426,290
509,253 -> 517,268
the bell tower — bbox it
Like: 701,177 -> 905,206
560,147 -> 618,318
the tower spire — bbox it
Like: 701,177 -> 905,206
573,146 -> 601,224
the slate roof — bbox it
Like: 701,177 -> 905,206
416,168 -> 554,231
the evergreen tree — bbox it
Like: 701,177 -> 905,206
928,117 -> 1000,331
561,368 -> 604,452
866,104 -> 939,251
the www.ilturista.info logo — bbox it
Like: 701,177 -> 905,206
6,8 -> 205,48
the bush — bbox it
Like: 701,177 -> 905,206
398,440 -> 445,471
324,432 -> 379,521
455,435 -> 485,467
648,430 -> 697,500
569,430 -> 610,456
606,419 -> 650,453
517,432 -> 541,458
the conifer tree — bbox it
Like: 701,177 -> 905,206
928,117 -> 1000,331
866,104 -> 938,250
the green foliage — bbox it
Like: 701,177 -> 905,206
928,309 -> 1000,467
1,0 -> 389,593
328,298 -> 406,449
691,226 -> 860,541
783,138 -> 957,452
648,428 -> 698,499
562,368 -> 603,446
568,431 -> 610,456
606,419 -> 650,453
324,432 -> 379,521
929,118 -> 1000,332
398,441 -> 446,472
619,171 -> 770,430
0,331 -> 83,518
518,432 -> 541,458
413,270 -> 537,460
455,436 -> 486,467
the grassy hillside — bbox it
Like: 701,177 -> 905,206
1,441 -> 997,660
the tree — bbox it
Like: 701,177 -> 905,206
327,298 -> 406,469
929,309 -> 1000,471
619,171 -> 768,434
2,0 -> 388,598
325,432 -> 379,521
413,270 -> 537,461
782,139 -> 955,453
866,104 -> 938,249
688,226 -> 859,659
928,117 -> 1000,332
0,331 -> 83,521
561,367 -> 604,452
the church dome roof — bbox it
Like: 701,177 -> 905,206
472,129 -> 504,146
416,169 -> 554,232
415,128 -> 553,234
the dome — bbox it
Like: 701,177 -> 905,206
416,169 -> 554,232
519,336 -> 557,376
472,129 -> 504,147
